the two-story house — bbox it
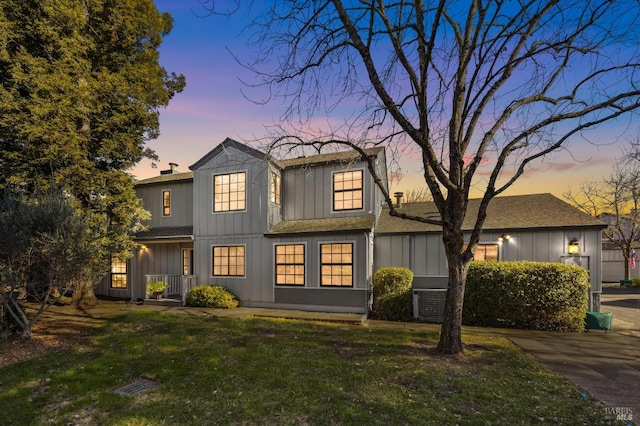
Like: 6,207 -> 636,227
95,137 -> 607,315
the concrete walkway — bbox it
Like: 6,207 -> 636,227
129,300 -> 640,417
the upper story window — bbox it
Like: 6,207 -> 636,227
320,243 -> 353,287
333,170 -> 363,211
466,244 -> 499,261
162,190 -> 171,216
270,171 -> 281,206
213,172 -> 246,212
110,253 -> 127,289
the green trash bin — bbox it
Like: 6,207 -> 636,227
585,312 -> 612,331
620,279 -> 632,286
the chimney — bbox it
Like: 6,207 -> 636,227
394,191 -> 404,208
160,163 -> 180,175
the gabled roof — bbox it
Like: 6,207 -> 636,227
133,226 -> 194,241
376,193 -> 606,234
189,138 -> 272,171
265,215 -> 376,236
281,147 -> 384,168
134,171 -> 193,186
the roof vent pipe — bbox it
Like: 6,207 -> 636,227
394,191 -> 404,208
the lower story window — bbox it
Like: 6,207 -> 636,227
183,249 -> 194,275
472,244 -> 499,261
213,245 -> 245,277
275,244 -> 305,286
320,243 -> 353,287
110,254 -> 127,289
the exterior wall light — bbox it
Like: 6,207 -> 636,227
139,244 -> 148,253
498,234 -> 511,242
568,238 -> 579,255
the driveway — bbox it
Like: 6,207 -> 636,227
501,285 -> 640,420
601,284 -> 640,337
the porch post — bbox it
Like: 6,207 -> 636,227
129,247 -> 136,302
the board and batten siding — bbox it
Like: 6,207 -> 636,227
195,235 -> 272,304
374,228 -> 603,307
95,242 -> 193,300
192,149 -> 270,238
270,233 -> 371,313
194,233 -> 371,313
602,247 -> 640,282
282,155 -> 385,221
136,180 -> 193,228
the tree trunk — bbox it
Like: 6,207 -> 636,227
437,196 -> 471,355
73,280 -> 99,307
623,254 -> 630,280
437,252 -> 469,355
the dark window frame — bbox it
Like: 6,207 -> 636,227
332,169 -> 363,211
275,244 -> 305,286
213,171 -> 247,213
212,245 -> 246,277
320,242 -> 354,287
162,189 -> 171,216
110,253 -> 127,289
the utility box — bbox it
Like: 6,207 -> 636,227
585,311 -> 612,331
413,289 -> 447,322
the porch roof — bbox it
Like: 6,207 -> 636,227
265,215 -> 375,236
375,193 -> 606,234
134,171 -> 193,186
133,226 -> 194,241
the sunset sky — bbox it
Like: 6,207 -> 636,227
132,1 -> 640,200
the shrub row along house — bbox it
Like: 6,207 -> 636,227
96,138 -> 607,317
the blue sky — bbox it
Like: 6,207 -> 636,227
132,1 -> 639,199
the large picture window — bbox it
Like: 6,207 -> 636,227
162,190 -> 171,216
214,172 -> 246,212
320,243 -> 353,287
212,245 -> 245,277
275,244 -> 305,286
333,170 -> 363,211
110,254 -> 127,289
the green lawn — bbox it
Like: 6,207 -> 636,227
0,310 -> 620,425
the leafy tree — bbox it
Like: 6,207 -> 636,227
565,162 -> 640,282
0,191 -> 99,338
205,1 -> 640,354
0,1 -> 185,305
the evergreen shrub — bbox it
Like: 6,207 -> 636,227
371,267 -> 413,321
186,285 -> 239,309
463,261 -> 590,331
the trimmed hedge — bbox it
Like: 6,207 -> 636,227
371,267 -> 413,321
463,261 -> 590,331
185,285 -> 239,309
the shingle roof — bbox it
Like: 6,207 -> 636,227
375,193 -> 606,234
134,172 -> 193,186
281,147 -> 384,168
266,215 -> 376,236
133,226 -> 194,240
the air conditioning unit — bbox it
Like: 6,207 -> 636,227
413,289 -> 447,322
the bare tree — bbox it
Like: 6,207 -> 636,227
565,163 -> 640,282
402,187 -> 433,204
207,1 -> 640,354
